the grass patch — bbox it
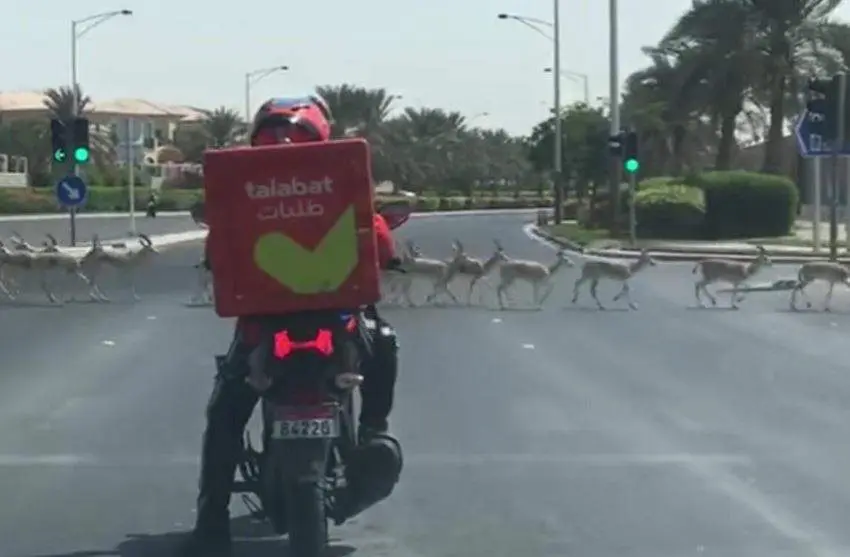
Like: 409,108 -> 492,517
542,222 -> 614,247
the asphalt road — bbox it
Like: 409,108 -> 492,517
0,214 -> 200,246
3,213 -> 850,556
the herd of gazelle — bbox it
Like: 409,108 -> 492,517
7,227 -> 846,311
387,240 -> 850,311
384,239 -> 659,310
0,232 -> 159,304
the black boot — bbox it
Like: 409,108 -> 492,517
180,352 -> 259,557
359,318 -> 398,441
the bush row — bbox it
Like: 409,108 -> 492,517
632,171 -> 798,239
0,187 -> 556,215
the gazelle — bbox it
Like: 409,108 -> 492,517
39,234 -> 101,302
397,239 -> 459,306
790,260 -> 850,311
85,233 -> 159,301
191,238 -> 214,304
444,239 -> 502,305
492,240 -> 575,309
571,249 -> 656,310
692,245 -> 771,309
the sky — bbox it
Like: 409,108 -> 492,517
4,0 -> 850,137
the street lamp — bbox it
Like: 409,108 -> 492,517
245,65 -> 289,122
498,6 -> 564,223
543,67 -> 589,104
70,9 -> 132,244
71,9 -> 133,108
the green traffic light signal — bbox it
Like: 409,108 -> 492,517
624,158 -> 639,173
53,149 -> 67,163
74,147 -> 90,163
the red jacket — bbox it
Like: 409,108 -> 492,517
236,213 -> 396,344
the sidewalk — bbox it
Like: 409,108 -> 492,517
532,219 -> 850,263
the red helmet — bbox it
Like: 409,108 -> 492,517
250,95 -> 332,146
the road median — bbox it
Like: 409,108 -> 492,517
530,225 -> 850,264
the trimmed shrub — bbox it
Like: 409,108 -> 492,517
637,176 -> 677,190
0,188 -> 555,215
690,171 -> 797,238
635,184 -> 705,239
0,187 -> 203,214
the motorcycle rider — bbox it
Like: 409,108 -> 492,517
181,95 -> 402,557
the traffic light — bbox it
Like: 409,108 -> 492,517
50,119 -> 67,163
72,117 -> 90,164
623,131 -> 639,173
807,76 -> 840,140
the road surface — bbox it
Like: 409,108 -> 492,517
2,213 -> 850,556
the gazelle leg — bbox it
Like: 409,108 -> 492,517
590,279 -> 605,310
538,281 -> 556,306
40,272 -> 60,304
824,282 -> 835,312
571,276 -> 587,304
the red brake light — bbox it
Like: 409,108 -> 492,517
273,328 -> 334,359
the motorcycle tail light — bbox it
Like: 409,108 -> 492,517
273,328 -> 334,359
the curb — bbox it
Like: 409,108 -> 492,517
59,229 -> 207,255
529,226 -> 850,264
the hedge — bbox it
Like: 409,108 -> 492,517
635,184 -> 705,239
688,170 -> 798,238
0,187 -> 555,215
0,187 -> 203,214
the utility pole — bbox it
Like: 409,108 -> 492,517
608,0 -> 621,231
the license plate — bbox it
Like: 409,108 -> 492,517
271,406 -> 339,440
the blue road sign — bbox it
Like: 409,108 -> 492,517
795,99 -> 850,157
56,174 -> 87,207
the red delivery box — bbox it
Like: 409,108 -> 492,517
203,138 -> 380,317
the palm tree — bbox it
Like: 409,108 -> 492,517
622,49 -> 706,175
315,85 -> 397,139
659,0 -> 763,170
201,107 -> 244,147
747,0 -> 844,172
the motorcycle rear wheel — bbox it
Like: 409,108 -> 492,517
285,480 -> 328,557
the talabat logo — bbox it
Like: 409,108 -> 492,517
253,205 -> 358,293
246,177 -> 334,220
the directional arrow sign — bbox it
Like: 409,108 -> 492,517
56,174 -> 87,207
795,100 -> 850,157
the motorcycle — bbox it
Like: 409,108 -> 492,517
231,200 -> 413,557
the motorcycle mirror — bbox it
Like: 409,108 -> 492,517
378,200 -> 413,230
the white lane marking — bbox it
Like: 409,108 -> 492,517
491,317 -> 502,323
146,315 -> 156,320
101,340 -> 115,346
0,452 -> 752,467
522,343 -> 534,349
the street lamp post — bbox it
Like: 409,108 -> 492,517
608,0 -> 621,229
244,65 -> 289,123
70,9 -> 132,244
498,3 -> 564,224
543,67 -> 589,104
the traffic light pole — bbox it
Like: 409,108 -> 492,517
628,171 -> 637,244
829,73 -> 846,261
69,22 -> 79,246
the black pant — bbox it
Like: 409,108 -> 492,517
193,315 -> 399,536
